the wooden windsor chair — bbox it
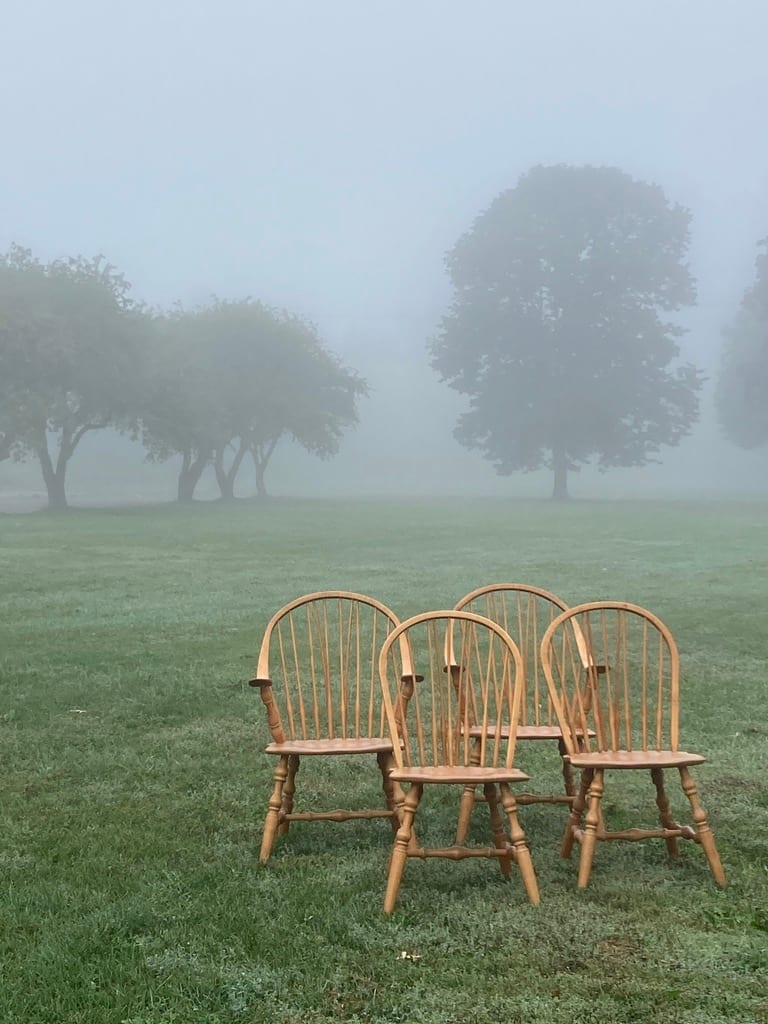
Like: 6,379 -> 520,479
540,601 -> 726,889
378,610 -> 540,914
453,584 -> 594,843
251,591 -> 407,863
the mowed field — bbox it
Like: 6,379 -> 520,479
1,498 -> 767,1024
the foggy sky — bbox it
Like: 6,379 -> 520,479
2,1 -> 767,503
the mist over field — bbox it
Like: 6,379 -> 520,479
1,0 -> 767,509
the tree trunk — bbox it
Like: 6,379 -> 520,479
214,458 -> 235,501
214,440 -> 248,501
35,420 -> 108,510
250,436 -> 280,499
551,446 -> 569,501
37,440 -> 69,510
254,460 -> 268,499
177,448 -> 209,502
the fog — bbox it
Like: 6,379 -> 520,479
2,0 -> 767,508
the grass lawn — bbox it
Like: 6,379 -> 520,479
1,497 -> 767,1024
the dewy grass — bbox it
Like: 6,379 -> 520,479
1,498 -> 767,1024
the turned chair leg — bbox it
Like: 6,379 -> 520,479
260,755 -> 289,864
484,783 -> 512,879
456,741 -> 482,844
499,783 -> 540,904
562,768 -> 592,859
651,767 -> 679,859
384,783 -> 423,914
679,766 -> 726,887
278,754 -> 300,836
577,768 -> 604,889
456,784 -> 477,845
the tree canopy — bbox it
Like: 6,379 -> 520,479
140,299 -> 367,501
429,164 -> 703,498
716,238 -> 768,451
0,246 -> 146,507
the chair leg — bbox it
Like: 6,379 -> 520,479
384,783 -> 423,914
456,741 -> 482,844
278,754 -> 300,836
499,783 -> 540,904
577,768 -> 604,889
561,768 -> 592,859
679,766 -> 726,887
456,785 -> 477,845
377,751 -> 400,833
651,767 -> 678,859
484,783 -> 512,879
260,755 -> 289,864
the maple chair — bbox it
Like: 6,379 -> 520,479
378,610 -> 540,913
251,591 -> 407,863
453,584 -> 591,843
540,601 -> 726,889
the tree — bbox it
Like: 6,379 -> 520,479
0,246 -> 147,508
429,164 -> 703,499
243,311 -> 369,498
716,238 -> 768,452
140,300 -> 367,501
139,309 -> 225,502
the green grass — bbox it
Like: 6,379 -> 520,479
1,498 -> 767,1024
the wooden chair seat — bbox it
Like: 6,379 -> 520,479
568,749 -> 706,770
266,737 -> 394,756
390,765 -> 530,785
468,724 -> 595,741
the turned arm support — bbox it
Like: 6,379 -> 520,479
248,677 -> 285,743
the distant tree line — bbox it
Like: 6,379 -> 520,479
1,163 -> 766,509
0,245 -> 366,508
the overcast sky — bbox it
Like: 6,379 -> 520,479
2,0 -> 767,369
1,0 -> 767,502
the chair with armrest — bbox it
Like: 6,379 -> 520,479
540,600 -> 726,888
378,609 -> 540,913
252,590 -> 406,863
453,583 -> 594,842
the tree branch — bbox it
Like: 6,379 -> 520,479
70,419 -> 110,452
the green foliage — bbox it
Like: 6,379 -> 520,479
0,245 -> 147,507
139,299 -> 367,500
430,165 -> 703,498
716,238 -> 768,451
1,498 -> 767,1023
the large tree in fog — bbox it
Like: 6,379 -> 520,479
430,165 -> 702,499
141,299 -> 367,501
716,238 -> 768,454
0,246 -> 145,508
